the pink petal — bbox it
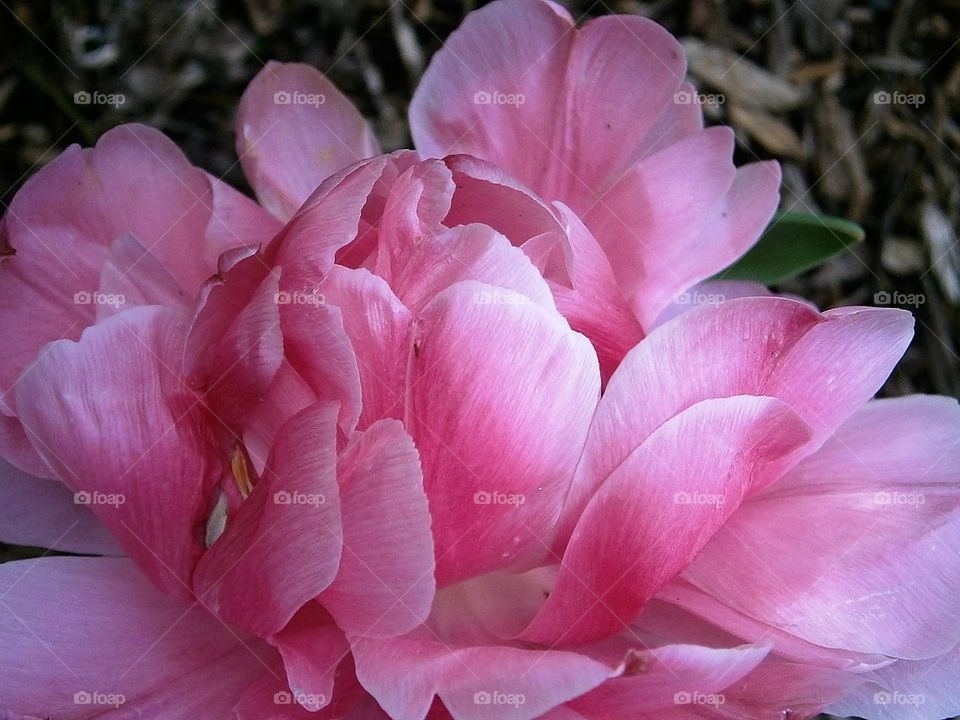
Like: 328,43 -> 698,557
522,395 -> 811,646
549,202 -> 644,381
410,0 -> 685,203
556,297 -> 914,550
237,61 -> 380,222
350,629 -> 612,720
682,395 -> 960,660
319,266 -> 414,429
273,604 -> 351,712
650,279 -> 772,329
410,282 -> 600,584
204,267 -> 284,430
0,459 -> 121,555
194,403 -> 344,636
0,123 -> 275,416
0,557 -> 272,720
15,307 -> 208,598
319,419 -> 436,637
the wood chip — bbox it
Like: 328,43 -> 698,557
680,37 -> 807,111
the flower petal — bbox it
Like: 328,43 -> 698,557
194,402 -> 344,636
237,61 -> 380,222
319,418 -> 436,638
522,395 -> 810,646
0,557 -> 272,720
682,395 -> 960,660
410,282 -> 600,583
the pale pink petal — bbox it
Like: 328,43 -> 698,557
319,419 -> 435,637
556,298 -> 914,549
410,282 -> 600,584
658,579 -> 891,671
828,642 -> 960,720
0,413 -> 51,477
682,395 -> 960,660
97,233 -> 189,316
650,279 -> 771,329
194,403 -> 343,636
15,307 -> 207,598
350,629 -> 612,720
0,459 -> 121,555
569,642 -> 769,717
237,61 -> 380,222
522,395 -> 811,646
0,557 -> 272,720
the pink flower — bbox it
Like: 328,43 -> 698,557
2,1 -> 960,719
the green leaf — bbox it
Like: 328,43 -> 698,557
714,211 -> 864,285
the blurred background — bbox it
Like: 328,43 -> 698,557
0,2 -> 958,718
1,0 -> 958,398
